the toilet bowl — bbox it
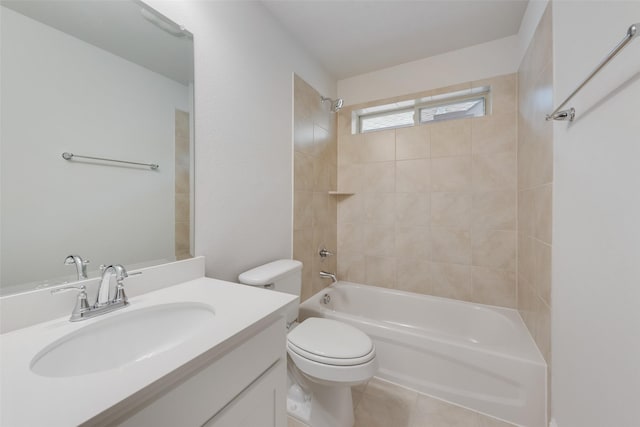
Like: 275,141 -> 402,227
238,260 -> 378,427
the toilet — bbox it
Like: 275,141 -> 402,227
238,260 -> 377,427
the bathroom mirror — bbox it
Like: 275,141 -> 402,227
0,0 -> 194,295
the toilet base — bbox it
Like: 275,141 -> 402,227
287,383 -> 354,427
287,362 -> 355,427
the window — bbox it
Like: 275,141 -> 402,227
354,87 -> 490,134
360,109 -> 414,132
419,98 -> 485,123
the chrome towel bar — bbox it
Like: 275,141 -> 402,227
62,152 -> 159,170
546,23 -> 639,121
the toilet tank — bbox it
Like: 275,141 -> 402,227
238,260 -> 303,296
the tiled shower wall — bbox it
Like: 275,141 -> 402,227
336,74 -> 518,308
517,4 -> 553,368
293,75 -> 338,302
175,109 -> 191,260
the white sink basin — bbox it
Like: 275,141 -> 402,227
30,302 -> 216,377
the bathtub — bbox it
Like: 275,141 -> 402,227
299,281 -> 546,427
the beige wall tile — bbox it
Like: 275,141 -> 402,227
294,191 -> 313,230
293,229 -> 313,267
365,256 -> 397,288
294,152 -> 314,191
313,124 -> 330,157
472,267 -> 516,308
396,159 -> 430,193
338,133 -> 364,165
396,125 -> 430,160
534,240 -> 552,306
396,192 -> 430,226
396,258 -> 431,294
533,184 -> 552,244
337,251 -> 365,283
337,109 -> 352,140
431,192 -> 472,230
175,193 -> 189,223
516,6 -> 554,375
474,73 -> 516,116
472,152 -> 516,191
364,223 -> 396,257
431,227 -> 472,264
431,262 -> 472,301
334,72 -> 529,312
472,229 -> 516,271
518,233 -> 534,286
517,135 -> 535,190
311,193 -> 329,228
294,76 -> 338,302
395,225 -> 430,259
175,221 -> 190,252
363,162 -> 396,193
338,163 -> 366,193
471,111 -> 517,155
312,155 -> 330,191
430,118 -> 472,158
472,190 -> 516,230
535,298 -> 551,363
175,165 -> 189,194
517,189 -> 535,235
517,281 -> 537,336
364,193 -> 396,224
313,224 -> 336,257
431,156 -> 472,192
338,222 -> 364,254
338,193 -> 364,224
359,129 -> 396,162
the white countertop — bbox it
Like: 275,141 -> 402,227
0,277 -> 297,427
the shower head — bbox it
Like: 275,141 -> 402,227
321,96 -> 344,112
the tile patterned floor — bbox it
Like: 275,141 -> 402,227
287,377 -> 515,427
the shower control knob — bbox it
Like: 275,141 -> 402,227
319,248 -> 334,258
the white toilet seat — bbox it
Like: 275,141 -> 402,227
287,341 -> 375,366
286,318 -> 377,384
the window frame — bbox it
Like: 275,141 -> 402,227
354,88 -> 491,134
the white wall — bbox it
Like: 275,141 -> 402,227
0,7 -> 189,288
337,35 -> 520,106
142,1 -> 335,282
551,2 -> 640,426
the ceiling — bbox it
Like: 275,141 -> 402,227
2,0 -> 194,85
263,0 -> 529,79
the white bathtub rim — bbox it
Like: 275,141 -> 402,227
303,281 -> 547,366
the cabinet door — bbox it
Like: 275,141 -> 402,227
204,360 -> 286,427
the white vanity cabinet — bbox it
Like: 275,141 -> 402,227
113,318 -> 287,427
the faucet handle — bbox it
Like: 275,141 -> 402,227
111,270 -> 141,304
319,248 -> 334,258
51,285 -> 90,321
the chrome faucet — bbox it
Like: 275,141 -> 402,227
64,254 -> 90,280
319,271 -> 337,284
52,263 -> 139,321
96,264 -> 129,307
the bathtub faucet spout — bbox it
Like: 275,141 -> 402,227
319,271 -> 337,284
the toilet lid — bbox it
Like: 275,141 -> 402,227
287,318 -> 374,362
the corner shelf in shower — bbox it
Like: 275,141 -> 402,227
328,191 -> 355,196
